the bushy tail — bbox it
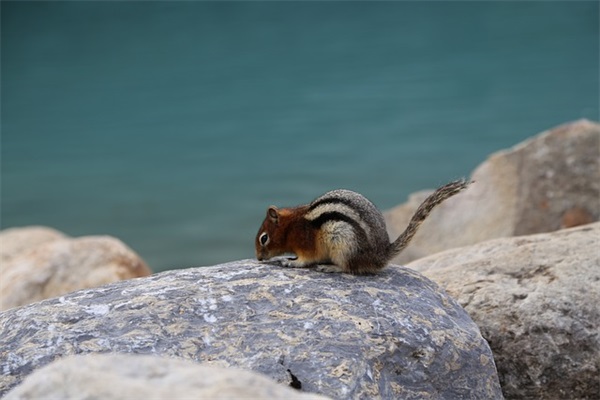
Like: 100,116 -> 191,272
388,179 -> 471,259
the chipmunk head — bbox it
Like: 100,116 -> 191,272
255,206 -> 283,261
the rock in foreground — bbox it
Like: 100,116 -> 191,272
407,222 -> 600,400
4,353 -> 331,400
0,260 -> 502,399
0,227 -> 151,311
385,119 -> 600,264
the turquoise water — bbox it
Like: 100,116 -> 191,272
2,2 -> 598,272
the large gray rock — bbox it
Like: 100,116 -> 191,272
4,353 -> 331,400
385,119 -> 600,264
0,229 -> 152,311
0,260 -> 502,399
407,222 -> 600,400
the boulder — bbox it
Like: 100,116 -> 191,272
0,226 -> 66,264
407,222 -> 600,399
385,119 -> 600,264
3,353 -> 331,400
0,232 -> 152,311
0,260 -> 503,399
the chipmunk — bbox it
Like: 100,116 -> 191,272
255,179 -> 470,275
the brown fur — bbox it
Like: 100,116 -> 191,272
255,205 -> 316,261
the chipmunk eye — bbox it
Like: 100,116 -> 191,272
259,232 -> 269,246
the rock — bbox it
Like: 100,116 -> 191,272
0,260 -> 503,399
385,119 -> 600,264
0,234 -> 152,311
0,226 -> 66,264
406,222 -> 600,400
4,353 -> 331,400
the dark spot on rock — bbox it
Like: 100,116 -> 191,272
411,348 -> 426,359
530,325 -> 549,334
287,369 -> 302,390
58,314 -> 85,324
505,264 -> 556,284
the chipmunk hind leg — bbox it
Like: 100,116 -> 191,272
315,247 -> 383,275
314,243 -> 353,273
343,248 -> 389,275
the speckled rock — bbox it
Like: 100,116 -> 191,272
0,260 -> 502,399
407,223 -> 600,400
385,119 -> 600,264
0,234 -> 152,311
4,353 -> 331,400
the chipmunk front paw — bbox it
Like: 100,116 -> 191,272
279,257 -> 313,269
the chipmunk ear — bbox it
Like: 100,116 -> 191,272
267,206 -> 279,224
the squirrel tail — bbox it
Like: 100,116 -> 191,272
388,179 -> 471,259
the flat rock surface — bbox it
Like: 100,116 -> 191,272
0,260 -> 502,399
407,222 -> 600,399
